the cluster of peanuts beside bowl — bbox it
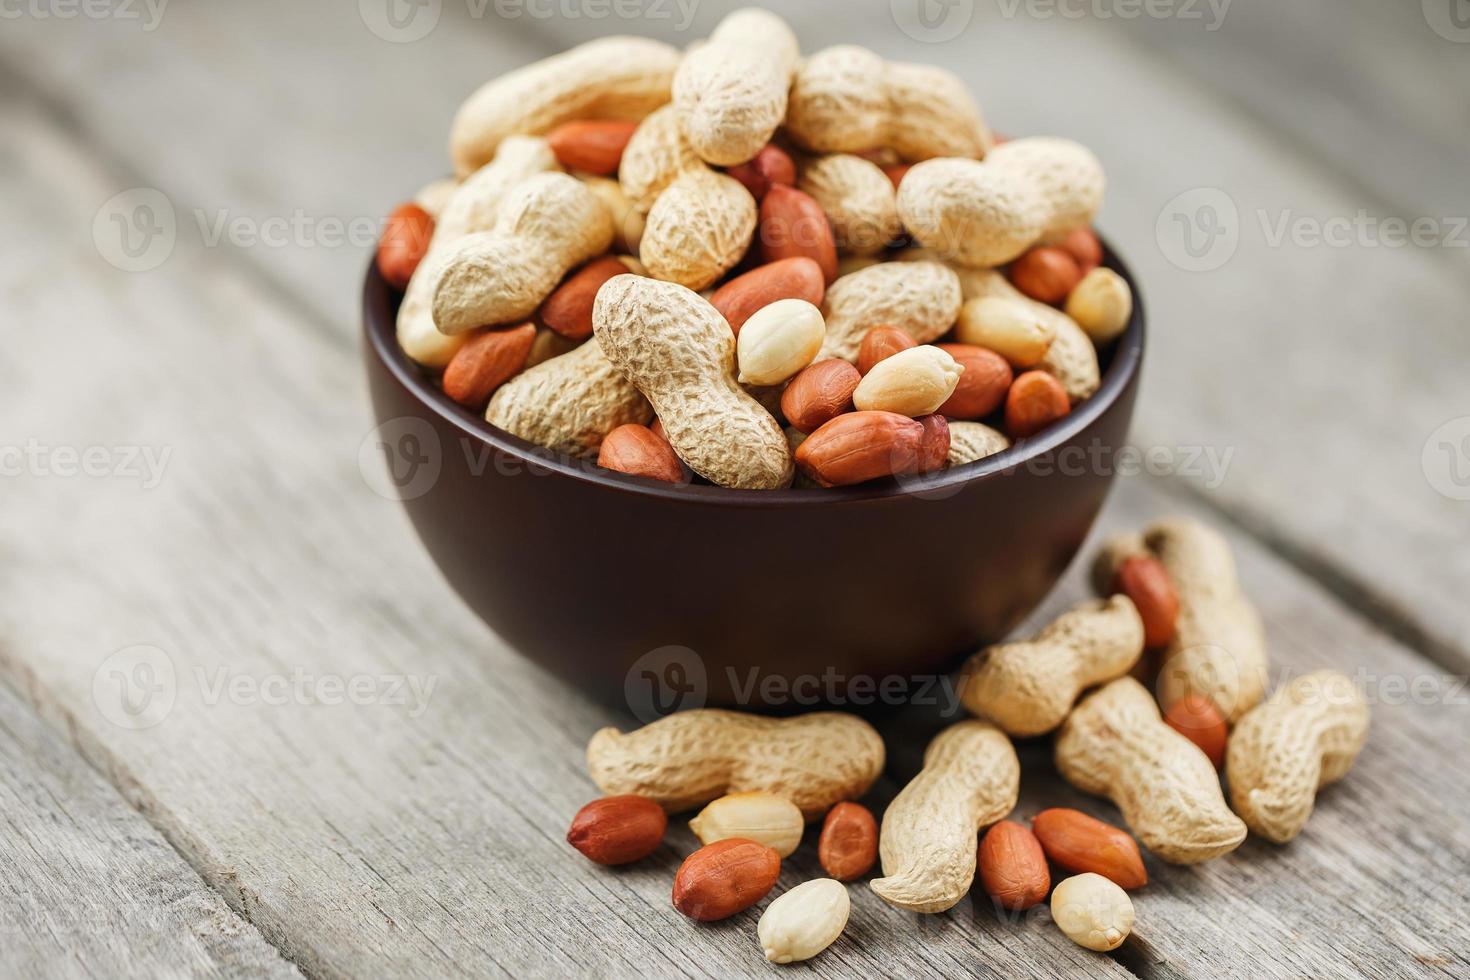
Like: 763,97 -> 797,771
375,8 -> 1135,492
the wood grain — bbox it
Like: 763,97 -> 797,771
0,4 -> 1466,978
0,684 -> 300,979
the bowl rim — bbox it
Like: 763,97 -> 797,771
363,240 -> 1145,507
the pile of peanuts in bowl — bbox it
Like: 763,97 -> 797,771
377,6 -> 1133,494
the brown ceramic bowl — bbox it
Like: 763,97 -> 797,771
363,245 -> 1143,714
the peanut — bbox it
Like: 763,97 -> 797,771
577,175 -> 645,255
798,154 -> 902,256
871,720 -> 1019,913
736,299 -> 826,386
1092,518 -> 1269,722
1051,873 -> 1134,952
1005,370 -> 1071,439
412,177 -> 458,221
710,257 -> 826,336
585,709 -> 885,820
786,45 -> 991,161
795,411 -> 925,487
852,346 -> 963,417
642,168 -> 758,290
898,137 -> 1104,267
759,185 -> 839,284
915,414 -> 951,474
450,36 -> 680,177
1227,671 -> 1369,843
431,173 -> 614,335
1056,677 -> 1247,864
818,262 -> 963,363
1111,555 -> 1180,648
935,344 -> 1013,420
1031,808 -> 1148,890
524,327 -> 578,369
594,275 -> 793,489
977,820 -> 1050,911
486,337 -> 652,457
960,595 -> 1145,737
757,879 -> 850,964
618,104 -> 703,213
817,802 -> 878,881
566,795 -> 667,865
1010,246 -> 1084,305
1058,226 -> 1103,272
672,838 -> 781,921
689,791 -> 805,858
781,359 -> 861,434
596,423 -> 688,484
954,297 -> 1055,368
547,119 -> 639,175
1163,694 -> 1228,769
673,8 -> 799,166
946,422 -> 1011,467
539,255 -> 632,340
441,323 -> 537,409
857,326 -> 917,375
397,136 -> 559,367
377,203 -> 434,290
1066,267 -> 1134,342
726,143 -> 797,201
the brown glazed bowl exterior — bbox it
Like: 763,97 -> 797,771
362,244 -> 1144,714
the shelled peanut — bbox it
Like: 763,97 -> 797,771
379,8 -> 1136,491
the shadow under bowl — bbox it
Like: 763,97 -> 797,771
362,245 -> 1144,714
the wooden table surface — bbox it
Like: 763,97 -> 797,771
3,2 -> 1467,977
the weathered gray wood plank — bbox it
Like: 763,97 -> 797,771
0,683 -> 302,980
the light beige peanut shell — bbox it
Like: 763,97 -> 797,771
946,422 -> 1010,466
988,137 -> 1106,241
413,176 -> 459,220
639,168 -> 757,290
577,175 -> 645,255
897,138 -> 1104,268
871,720 -> 1020,913
594,275 -> 793,489
852,345 -> 963,417
898,158 -> 1045,268
449,36 -> 680,177
586,709 -> 885,820
618,104 -> 705,213
1227,671 -> 1369,843
397,136 -> 560,367
785,45 -> 990,161
524,328 -> 579,369
485,337 -> 651,457
673,8 -> 799,166
1056,677 -> 1247,864
431,172 -> 614,335
960,596 -> 1145,737
818,261 -> 963,363
798,154 -> 902,255
1092,518 -> 1269,722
